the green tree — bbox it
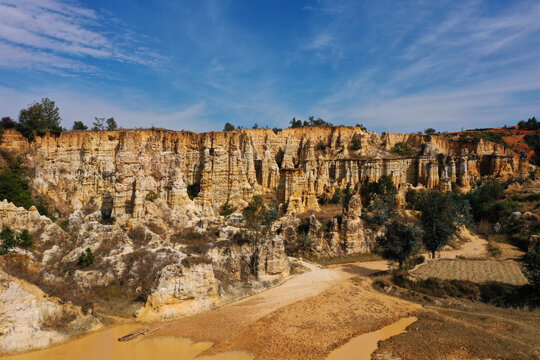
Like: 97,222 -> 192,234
424,128 -> 436,135
412,190 -> 471,258
462,179 -> 505,222
361,198 -> 393,226
223,122 -> 235,131
377,220 -> 422,269
356,123 -> 367,131
523,132 -> 540,166
522,243 -> 540,292
241,196 -> 277,244
330,188 -> 342,204
72,121 -> 88,130
1,117 -> 16,129
17,229 -> 33,248
92,117 -> 105,130
290,117 -> 302,128
16,98 -> 62,140
78,248 -> 94,267
219,202 -> 236,217
106,117 -> 117,131
0,228 -> 16,254
517,116 -> 539,131
361,175 -> 397,208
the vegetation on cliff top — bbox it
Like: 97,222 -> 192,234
16,98 -> 63,141
289,116 -> 333,128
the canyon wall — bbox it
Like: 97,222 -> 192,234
0,127 -> 530,217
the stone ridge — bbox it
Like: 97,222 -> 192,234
0,127 -> 530,216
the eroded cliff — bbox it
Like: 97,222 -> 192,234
0,126 -> 531,350
0,127 -> 530,217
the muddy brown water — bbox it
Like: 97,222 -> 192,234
2,324 -> 253,360
325,316 -> 418,360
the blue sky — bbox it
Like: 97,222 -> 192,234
0,0 -> 539,133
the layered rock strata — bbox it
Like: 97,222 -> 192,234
0,128 -> 529,217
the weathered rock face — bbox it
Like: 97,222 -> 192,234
0,128 -> 529,217
138,263 -> 219,320
138,233 -> 291,321
0,270 -> 100,353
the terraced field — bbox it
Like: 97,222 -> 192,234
411,259 -> 528,285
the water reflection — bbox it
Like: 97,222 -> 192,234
2,324 -> 253,360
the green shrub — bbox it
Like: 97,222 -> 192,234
523,244 -> 540,291
391,142 -> 416,156
361,175 -> 397,208
385,272 -> 538,308
184,231 -> 204,241
298,233 -> 315,251
0,152 -> 52,216
330,188 -> 342,204
289,116 -> 333,128
463,179 -> 507,223
458,131 -> 507,148
145,190 -> 158,202
223,122 -> 235,131
315,140 -> 327,151
349,135 -> 361,150
219,202 -> 236,217
342,186 -> 353,208
362,199 -> 392,227
78,248 -> 94,267
356,123 -> 367,131
403,255 -> 425,270
72,121 -> 88,130
0,228 -> 16,254
17,230 -> 33,248
523,132 -> 540,166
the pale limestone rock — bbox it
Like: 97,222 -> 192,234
253,235 -> 291,281
0,270 -> 100,353
0,201 -> 51,233
0,128 -> 527,217
341,195 -> 371,254
138,263 -> 219,320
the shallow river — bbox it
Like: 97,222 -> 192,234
3,317 -> 416,360
326,316 -> 418,360
1,324 -> 253,360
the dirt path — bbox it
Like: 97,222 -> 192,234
435,228 -> 488,259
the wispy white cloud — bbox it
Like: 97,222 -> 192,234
304,0 -> 540,132
302,33 -> 333,51
0,0 -> 164,74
